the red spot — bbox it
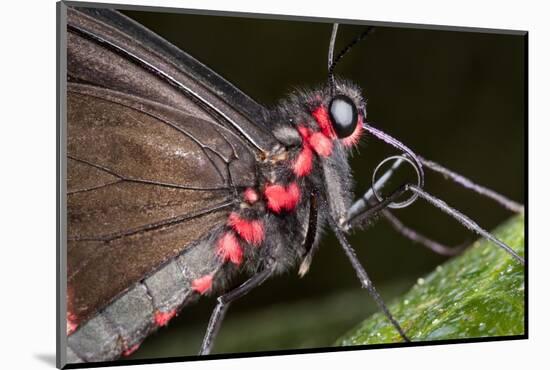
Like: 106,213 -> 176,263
264,184 -> 287,213
192,274 -> 213,294
297,123 -> 332,159
309,132 -> 333,157
297,125 -> 312,139
154,309 -> 177,327
122,343 -> 140,357
342,115 -> 364,147
287,182 -> 301,207
243,188 -> 259,204
66,312 -> 78,335
293,126 -> 314,177
217,232 -> 243,265
293,145 -> 314,177
312,106 -> 336,138
264,182 -> 301,213
228,212 -> 264,246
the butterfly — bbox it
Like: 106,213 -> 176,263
60,4 -> 525,365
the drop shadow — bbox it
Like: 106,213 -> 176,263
34,353 -> 57,367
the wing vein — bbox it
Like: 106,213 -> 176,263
69,199 -> 235,242
68,156 -> 232,192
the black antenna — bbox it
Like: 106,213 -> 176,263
328,25 -> 375,96
328,23 -> 339,96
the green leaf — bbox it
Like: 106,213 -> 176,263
337,213 -> 525,346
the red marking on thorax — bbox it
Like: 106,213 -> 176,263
192,274 -> 213,294
293,126 -> 314,177
243,188 -> 259,204
293,144 -> 313,177
122,343 -> 141,357
154,309 -> 177,327
217,232 -> 243,265
297,125 -> 311,139
309,132 -> 333,157
298,119 -> 333,159
264,182 -> 301,213
312,106 -> 336,138
228,212 -> 264,246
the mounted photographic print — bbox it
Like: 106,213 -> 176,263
56,1 -> 527,368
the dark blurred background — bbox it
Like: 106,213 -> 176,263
114,7 -> 525,360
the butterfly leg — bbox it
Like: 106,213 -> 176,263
329,215 -> 410,341
362,123 -> 523,257
199,265 -> 275,355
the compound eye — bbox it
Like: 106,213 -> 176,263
328,95 -> 358,138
